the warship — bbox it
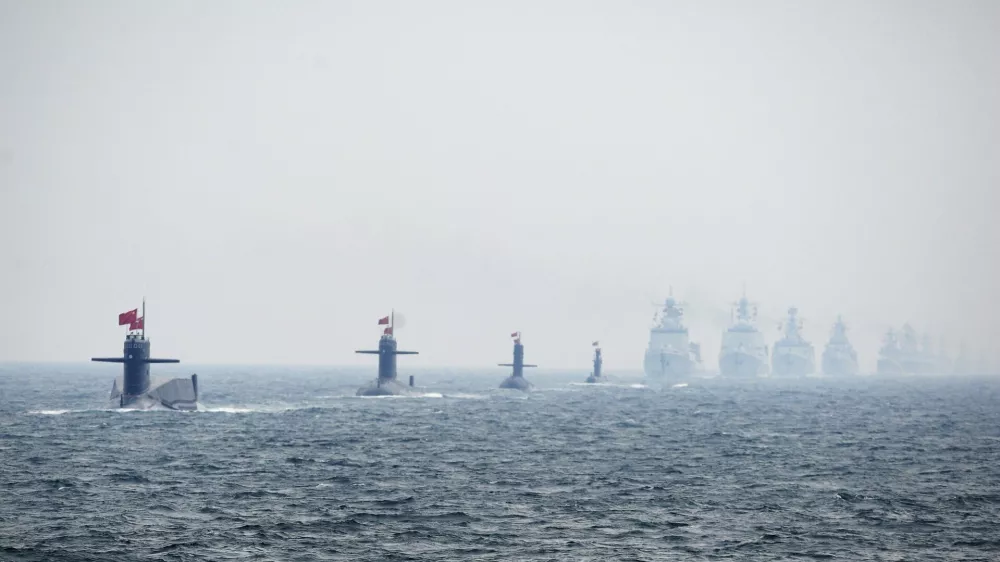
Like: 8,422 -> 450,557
876,324 -> 937,375
355,312 -> 419,396
91,300 -> 199,410
585,341 -> 603,383
953,341 -> 973,375
821,315 -> 859,375
934,335 -> 953,374
876,328 -> 904,374
771,306 -> 816,376
718,290 -> 769,377
499,332 -> 535,391
643,290 -> 702,378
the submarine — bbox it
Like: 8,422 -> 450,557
585,341 -> 603,383
355,312 -> 419,396
91,300 -> 199,410
499,331 -> 535,391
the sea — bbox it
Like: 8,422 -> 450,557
1,363 -> 998,561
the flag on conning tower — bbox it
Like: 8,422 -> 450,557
511,331 -> 520,338
384,327 -> 393,335
592,341 -> 599,346
129,317 -> 144,331
378,316 -> 390,325
118,309 -> 138,326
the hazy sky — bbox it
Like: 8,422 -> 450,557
1,1 -> 997,369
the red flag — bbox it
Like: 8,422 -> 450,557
130,317 -> 144,331
378,316 -> 390,325
383,326 -> 393,335
510,331 -> 520,338
119,309 -> 138,326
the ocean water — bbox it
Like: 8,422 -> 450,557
1,363 -> 999,561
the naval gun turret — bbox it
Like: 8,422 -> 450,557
91,300 -> 199,410
499,331 -> 535,391
356,312 -> 419,396
585,341 -> 603,383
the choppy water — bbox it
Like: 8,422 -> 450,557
1,363 -> 999,561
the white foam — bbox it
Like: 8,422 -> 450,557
201,406 -> 255,413
672,383 -> 689,388
442,393 -> 487,399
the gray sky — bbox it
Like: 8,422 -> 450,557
1,1 -> 997,369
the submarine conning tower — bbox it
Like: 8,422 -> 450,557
92,334 -> 180,397
499,333 -> 537,378
91,300 -> 182,404
355,332 -> 418,383
593,346 -> 603,379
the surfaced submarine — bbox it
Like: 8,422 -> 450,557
585,341 -> 603,383
356,312 -> 419,396
499,331 -> 535,391
91,300 -> 198,410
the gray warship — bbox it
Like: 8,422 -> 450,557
91,300 -> 199,410
356,312 -> 419,396
585,341 -> 603,383
718,291 -> 769,377
499,332 -> 535,391
876,324 -> 937,375
821,315 -> 859,375
953,341 -> 973,375
876,329 -> 904,374
771,306 -> 816,376
643,290 -> 702,378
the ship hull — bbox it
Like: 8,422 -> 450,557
771,349 -> 816,377
643,350 -> 695,378
111,375 -> 198,411
585,375 -> 600,383
822,352 -> 859,376
500,375 -> 533,391
876,358 -> 904,375
356,378 -> 415,396
719,351 -> 768,377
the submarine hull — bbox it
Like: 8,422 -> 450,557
356,378 -> 414,396
585,375 -> 600,384
500,375 -> 533,391
110,375 -> 199,411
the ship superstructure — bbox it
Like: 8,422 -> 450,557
643,290 -> 702,378
91,299 -> 199,410
771,306 -> 816,376
821,315 -> 859,375
718,290 -> 769,377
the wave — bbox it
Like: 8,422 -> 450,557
27,408 -> 146,415
567,382 -> 650,390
